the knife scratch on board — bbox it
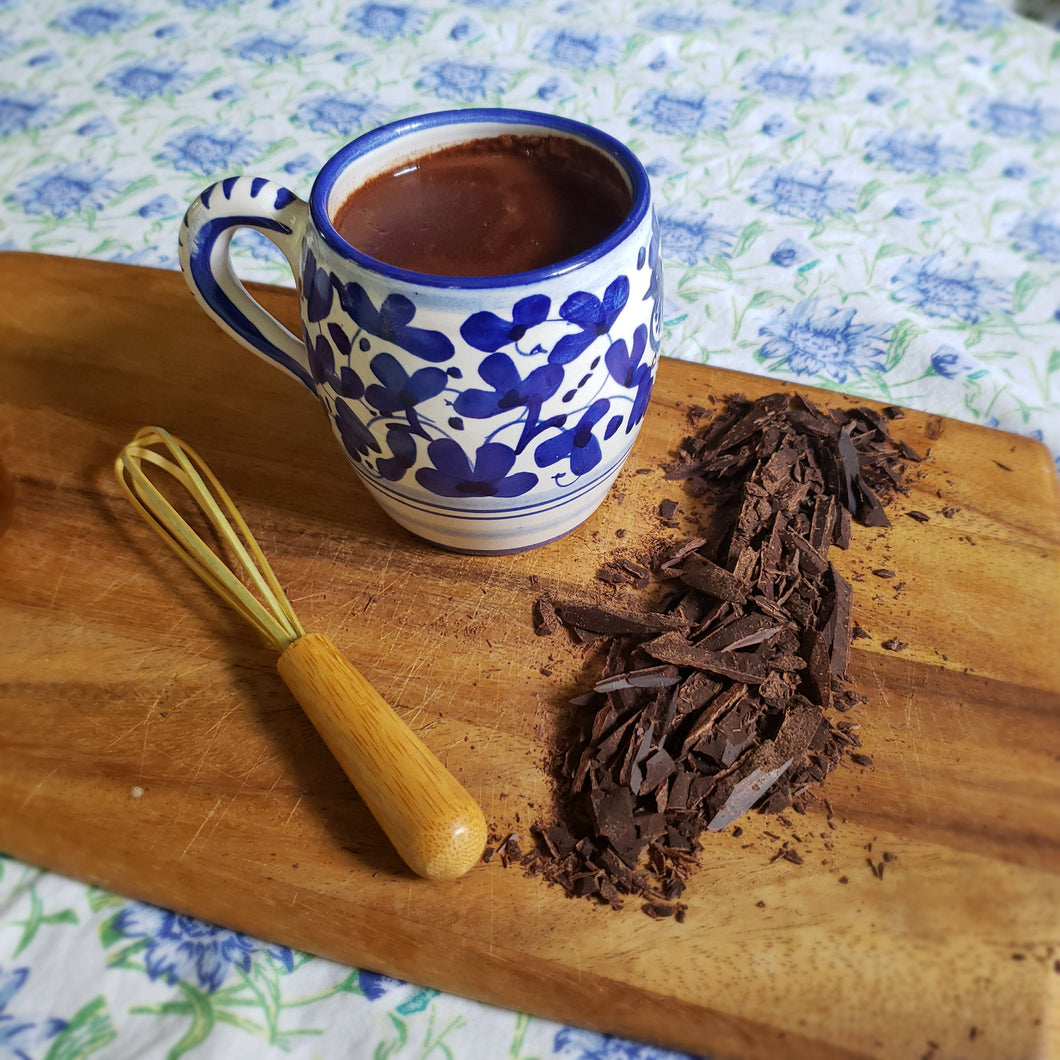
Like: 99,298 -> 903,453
283,794 -> 304,827
18,770 -> 57,810
180,797 -> 223,859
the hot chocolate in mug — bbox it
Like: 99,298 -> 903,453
179,108 -> 662,554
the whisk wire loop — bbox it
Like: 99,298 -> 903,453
115,427 -> 305,650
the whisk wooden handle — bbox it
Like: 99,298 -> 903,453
277,633 -> 487,881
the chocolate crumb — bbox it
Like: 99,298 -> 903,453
872,568 -> 896,578
942,506 -> 958,518
850,753 -> 874,767
906,510 -> 930,523
881,638 -> 908,652
533,595 -> 559,636
658,498 -> 680,525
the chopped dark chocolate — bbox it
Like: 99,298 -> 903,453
518,392 -> 917,916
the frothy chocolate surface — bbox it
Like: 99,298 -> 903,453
332,134 -> 632,277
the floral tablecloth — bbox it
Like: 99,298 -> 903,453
1,0 -> 1058,1057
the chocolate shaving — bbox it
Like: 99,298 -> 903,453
520,393 -> 917,915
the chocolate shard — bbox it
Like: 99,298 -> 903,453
677,554 -> 749,604
553,601 -> 687,637
642,632 -> 770,684
706,760 -> 793,832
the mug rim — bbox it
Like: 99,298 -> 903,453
309,107 -> 652,290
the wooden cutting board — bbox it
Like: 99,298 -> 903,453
1,253 -> 1058,1059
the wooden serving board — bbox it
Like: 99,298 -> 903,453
1,253 -> 1058,1059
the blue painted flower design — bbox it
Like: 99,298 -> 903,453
157,125 -> 261,174
9,163 -> 121,217
460,294 -> 551,353
970,96 -> 1060,141
416,60 -> 507,102
138,194 -> 178,219
930,344 -> 979,377
417,440 -> 536,498
758,300 -> 893,383
639,9 -> 714,32
227,32 -> 310,64
52,2 -> 138,35
750,164 -> 860,222
376,427 -> 418,481
642,213 -> 664,347
532,29 -> 620,71
745,57 -> 833,101
294,92 -> 386,135
364,352 -> 447,419
732,0 -> 813,11
453,353 -> 563,420
891,198 -> 928,220
211,84 -> 245,103
864,129 -> 965,176
634,89 -> 731,137
26,50 -> 61,68
99,59 -> 193,98
0,91 -> 60,137
1008,209 -> 1060,263
554,1025 -> 698,1058
303,251 -> 334,322
770,239 -> 809,267
306,325 -> 365,397
890,252 -> 1009,322
866,86 -> 896,106
550,277 -> 630,365
77,116 -> 115,137
111,903 -> 294,993
109,247 -> 179,269
283,153 -> 318,174
658,211 -> 736,266
344,3 -> 427,40
358,970 -> 405,999
535,398 -> 611,477
761,113 -> 795,137
936,0 -> 1009,31
335,283 -> 454,363
335,399 -> 382,460
845,34 -> 916,67
604,324 -> 653,432
0,966 -> 66,1056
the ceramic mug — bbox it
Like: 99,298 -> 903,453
179,108 -> 662,554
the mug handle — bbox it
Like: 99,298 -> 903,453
179,176 -> 316,392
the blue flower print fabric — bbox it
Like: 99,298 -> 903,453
0,0 -> 1059,1057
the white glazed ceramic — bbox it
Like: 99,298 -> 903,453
179,108 -> 662,554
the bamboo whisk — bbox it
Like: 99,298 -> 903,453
115,427 -> 487,881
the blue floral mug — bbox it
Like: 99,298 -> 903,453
179,108 -> 662,554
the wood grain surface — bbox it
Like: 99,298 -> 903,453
1,253 -> 1058,1059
